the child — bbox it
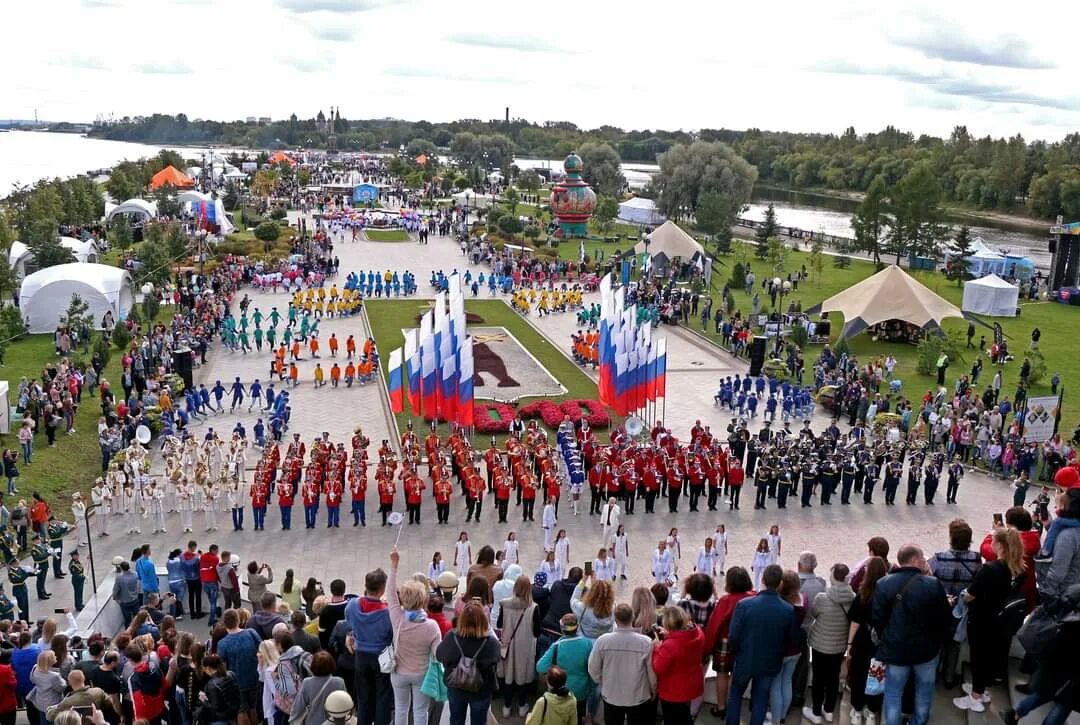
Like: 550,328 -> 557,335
525,665 -> 577,725
752,538 -> 771,591
613,525 -> 630,580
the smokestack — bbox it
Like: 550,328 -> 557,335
505,107 -> 509,122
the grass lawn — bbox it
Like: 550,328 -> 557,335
364,229 -> 411,242
689,237 -> 1080,431
0,331 -> 124,507
365,299 -> 602,445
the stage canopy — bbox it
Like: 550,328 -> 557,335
149,165 -> 194,190
19,263 -> 133,334
618,196 -> 664,225
268,151 -> 296,166
106,198 -> 158,224
633,220 -> 704,261
962,274 -> 1019,317
806,264 -> 965,338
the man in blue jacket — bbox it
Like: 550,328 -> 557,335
726,564 -> 798,725
871,544 -> 951,725
345,568 -> 392,725
135,544 -> 158,599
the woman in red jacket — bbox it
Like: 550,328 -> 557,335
704,566 -> 755,720
979,506 -> 1041,611
652,605 -> 705,722
0,649 -> 16,725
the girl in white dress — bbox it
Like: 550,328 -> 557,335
695,537 -> 721,578
538,550 -> 562,587
714,524 -> 729,575
428,552 -> 446,584
453,532 -> 472,578
613,525 -> 630,580
751,537 -> 771,591
554,529 -> 570,573
666,527 -> 682,577
766,524 -> 782,567
503,533 -> 520,567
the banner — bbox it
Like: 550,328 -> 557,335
1023,395 -> 1060,441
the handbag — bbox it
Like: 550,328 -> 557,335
865,658 -> 886,697
420,655 -> 447,702
378,621 -> 401,674
500,608 -> 527,661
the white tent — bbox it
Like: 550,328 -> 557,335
59,237 -> 101,263
962,274 -> 1019,317
106,198 -> 157,224
8,241 -> 32,278
618,196 -> 664,225
19,263 -> 134,334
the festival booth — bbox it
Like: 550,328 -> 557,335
633,220 -> 705,277
178,191 -> 235,235
618,196 -> 664,225
59,237 -> 101,263
106,198 -> 158,225
352,183 -> 379,205
149,165 -> 194,190
268,151 -> 297,167
452,190 -> 497,210
806,265 -> 966,340
19,263 -> 134,334
962,274 -> 1019,317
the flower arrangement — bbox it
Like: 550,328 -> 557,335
473,402 -> 518,433
519,399 -> 610,429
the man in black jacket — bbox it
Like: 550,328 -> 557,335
539,567 -> 582,654
872,544 -> 952,725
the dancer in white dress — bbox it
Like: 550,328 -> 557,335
553,529 -> 570,573
666,527 -> 682,578
593,547 -> 616,582
751,537 -> 771,590
146,481 -> 166,534
541,501 -> 557,551
695,537 -> 721,578
453,532 -> 472,578
651,540 -> 675,586
613,525 -> 630,580
428,552 -> 446,584
713,524 -> 729,575
503,533 -> 520,567
766,524 -> 782,567
538,550 -> 562,587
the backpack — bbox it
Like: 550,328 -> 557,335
1017,582 -> 1080,659
273,651 -> 312,712
445,634 -> 487,693
996,573 -> 1028,637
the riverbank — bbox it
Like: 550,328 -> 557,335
755,182 -> 1052,232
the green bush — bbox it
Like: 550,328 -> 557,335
93,335 -> 111,367
254,222 -> 282,242
833,255 -> 852,268
1023,348 -> 1047,386
241,206 -> 265,227
486,208 -> 506,228
112,320 -> 132,350
498,215 -> 524,237
789,324 -> 809,349
142,294 -> 161,324
835,336 -> 850,358
269,207 -> 288,220
915,331 -> 963,377
729,262 -> 746,290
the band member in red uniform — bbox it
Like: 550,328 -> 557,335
325,475 -> 343,528
377,473 -> 396,526
484,439 -> 500,492
349,463 -> 367,527
250,477 -> 269,531
465,469 -> 485,522
494,469 -> 512,523
405,471 -> 425,525
277,473 -> 295,530
434,475 -> 452,524
643,462 -> 660,513
520,473 -> 538,522
727,457 -> 745,510
543,469 -> 561,517
666,462 -> 682,513
302,464 -> 321,529
688,456 -> 706,512
588,461 -> 605,515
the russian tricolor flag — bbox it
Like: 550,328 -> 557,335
457,338 -> 474,428
655,338 -> 667,400
440,333 -> 456,423
404,330 -> 421,416
387,348 -> 404,413
420,334 -> 437,416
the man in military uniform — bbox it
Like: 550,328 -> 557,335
47,518 -> 71,579
69,551 -> 86,612
0,583 -> 15,621
6,561 -> 31,621
31,534 -> 53,600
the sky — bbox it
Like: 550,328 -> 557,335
5,0 -> 1080,141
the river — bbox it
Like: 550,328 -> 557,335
746,186 -> 1053,269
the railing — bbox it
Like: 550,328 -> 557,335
735,217 -> 855,250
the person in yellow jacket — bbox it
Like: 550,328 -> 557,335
313,363 -> 326,388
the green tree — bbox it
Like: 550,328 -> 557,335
518,170 -> 541,195
851,174 -> 889,263
166,222 -> 189,261
504,186 -> 520,215
594,196 -> 618,232
946,225 -> 974,285
887,162 -> 946,264
695,189 -> 738,254
0,305 -> 26,363
297,168 -> 312,187
755,203 -> 777,258
251,169 -> 278,198
254,221 -> 281,242
106,169 -> 139,202
497,214 -> 524,240
578,141 -> 625,197
108,214 -> 133,250
766,237 -> 788,277
0,258 -> 17,302
655,141 -> 757,223
59,293 -> 95,339
133,240 -> 172,288
153,183 -> 182,219
406,138 -> 438,158
27,229 -> 76,268
111,319 -> 132,350
808,239 -> 825,284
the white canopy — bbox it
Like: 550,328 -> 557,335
962,274 -> 1019,317
106,198 -> 157,224
8,241 -> 31,278
59,237 -> 101,263
618,196 -> 664,225
452,190 -> 496,209
19,263 -> 134,334
177,190 -> 209,204
633,220 -> 704,260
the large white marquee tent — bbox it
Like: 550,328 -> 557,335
962,274 -> 1019,317
617,196 -> 664,225
19,263 -> 134,334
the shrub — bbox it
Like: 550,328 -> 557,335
269,207 -> 288,220
93,334 -> 111,367
497,215 -> 524,237
1023,348 -> 1047,386
142,294 -> 161,324
789,324 -> 809,349
834,335 -> 850,358
486,208 -> 506,228
833,255 -> 852,268
690,278 -> 705,294
112,320 -> 132,350
241,206 -> 265,227
729,262 -> 746,290
254,222 -> 282,243
915,331 -> 963,377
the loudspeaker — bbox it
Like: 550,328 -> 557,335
173,347 -> 194,391
749,336 -> 767,376
1051,235 -> 1080,291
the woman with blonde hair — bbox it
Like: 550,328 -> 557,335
28,650 -> 65,723
257,638 -> 281,725
570,577 -> 614,639
496,576 -> 539,718
953,528 -> 1027,714
387,548 -> 442,725
630,586 -> 659,639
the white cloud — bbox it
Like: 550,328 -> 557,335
4,0 -> 1080,141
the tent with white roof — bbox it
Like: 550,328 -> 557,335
19,263 -> 133,333
962,273 -> 1019,317
618,196 -> 664,225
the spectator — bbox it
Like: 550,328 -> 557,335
44,670 -> 111,721
1036,488 -> 1080,600
496,575 -> 539,718
112,561 -> 142,627
0,649 -> 15,725
246,561 -> 274,606
136,544 -> 159,596
200,654 -> 241,725
536,613 -> 594,723
846,557 -> 888,725
569,578 -> 614,640
539,567 -> 582,654
871,545 -> 952,725
768,570 -> 806,725
725,564 -> 798,725
677,572 -> 716,628
87,650 -> 124,722
652,604 -> 705,723
386,549 -> 440,725
426,594 -> 453,638
279,569 -> 301,613
928,518 -> 982,687
703,566 -> 755,721
318,579 -> 349,649
290,611 -> 321,654
953,528 -> 1027,714
199,545 -> 221,626
344,568 -> 392,725
849,537 -> 891,590
803,563 -> 855,724
217,552 -> 242,611
524,665 -> 576,725
249,592 -> 288,640
791,551 -> 826,710
587,603 -> 656,725
979,506 -> 1040,611
216,608 -> 262,725
466,546 -> 503,589
27,650 -> 66,722
436,602 -> 500,725
126,644 -> 170,724
289,651 -> 345,725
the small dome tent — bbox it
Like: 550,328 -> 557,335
19,263 -> 133,334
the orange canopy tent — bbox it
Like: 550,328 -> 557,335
268,151 -> 297,166
149,165 -> 194,190
415,154 -> 428,166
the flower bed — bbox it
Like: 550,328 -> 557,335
474,402 -> 517,433
519,399 -> 610,429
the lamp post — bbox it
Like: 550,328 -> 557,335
773,278 -> 792,356
84,503 -> 100,593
